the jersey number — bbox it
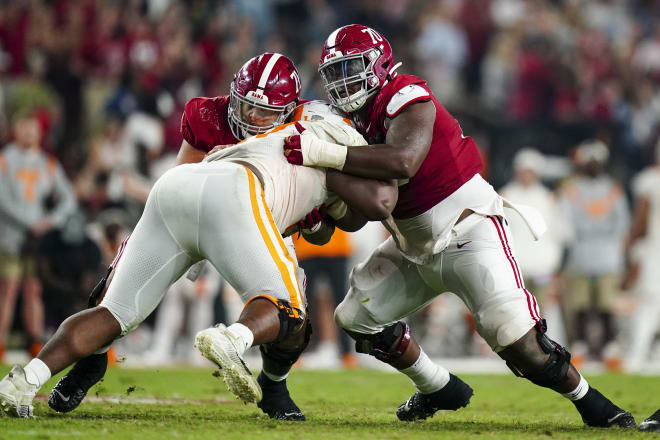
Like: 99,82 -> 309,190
361,28 -> 383,44
290,71 -> 300,93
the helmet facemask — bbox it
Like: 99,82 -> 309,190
319,49 -> 381,113
228,83 -> 296,140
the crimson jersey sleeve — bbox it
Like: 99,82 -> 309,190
375,75 -> 431,131
180,96 -> 234,153
362,74 -> 483,219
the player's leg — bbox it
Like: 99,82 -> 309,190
254,237 -> 310,420
47,246 -> 125,413
334,237 -> 473,421
0,252 -> 23,362
21,264 -> 44,357
444,214 -> 634,428
0,173 -> 197,417
193,166 -> 308,419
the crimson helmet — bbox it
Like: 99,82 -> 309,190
229,53 -> 301,139
319,24 -> 399,112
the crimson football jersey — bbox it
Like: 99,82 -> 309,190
180,96 -> 311,152
180,96 -> 238,153
353,74 -> 483,219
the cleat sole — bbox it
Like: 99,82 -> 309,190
195,331 -> 262,404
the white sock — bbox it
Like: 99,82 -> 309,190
562,374 -> 589,401
226,323 -> 254,355
24,358 -> 51,388
262,370 -> 289,382
400,350 -> 450,394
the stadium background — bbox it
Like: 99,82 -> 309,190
0,0 -> 659,375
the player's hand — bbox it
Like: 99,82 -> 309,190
207,144 -> 235,156
284,121 -> 348,169
299,204 -> 326,234
283,122 -> 306,165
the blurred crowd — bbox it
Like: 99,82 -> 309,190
1,0 -> 659,371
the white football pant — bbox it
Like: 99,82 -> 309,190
100,162 -> 305,335
336,213 -> 541,352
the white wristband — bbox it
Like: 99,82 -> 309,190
300,134 -> 348,170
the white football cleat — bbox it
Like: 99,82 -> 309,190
0,365 -> 38,418
194,324 -> 262,404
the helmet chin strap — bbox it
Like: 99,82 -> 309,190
388,62 -> 402,78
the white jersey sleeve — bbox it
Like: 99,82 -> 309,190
294,100 -> 368,147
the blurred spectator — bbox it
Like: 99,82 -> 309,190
413,1 -> 468,104
558,139 -> 629,364
37,209 -> 103,330
623,142 -> 660,372
500,148 -> 564,312
0,115 -> 76,361
294,229 -> 356,369
3,0 -> 660,367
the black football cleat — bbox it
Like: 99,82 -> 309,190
396,373 -> 473,421
256,372 -> 305,421
48,353 -> 108,413
572,387 -> 636,428
639,408 -> 660,432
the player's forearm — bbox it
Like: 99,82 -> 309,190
341,144 -> 420,180
334,207 -> 368,232
326,170 -> 398,221
176,140 -> 207,165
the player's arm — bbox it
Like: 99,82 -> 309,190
343,101 -> 435,180
326,169 -> 398,221
299,171 -> 396,243
176,140 -> 207,165
285,101 -> 435,180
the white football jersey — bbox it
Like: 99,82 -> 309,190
205,101 -> 367,234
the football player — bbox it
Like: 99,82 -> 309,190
38,53 -> 322,421
283,24 -> 635,428
0,98 -> 397,419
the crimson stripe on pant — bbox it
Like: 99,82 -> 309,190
488,216 -> 539,322
111,234 -> 131,270
496,216 -> 542,320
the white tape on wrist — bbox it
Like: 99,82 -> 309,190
300,134 -> 348,170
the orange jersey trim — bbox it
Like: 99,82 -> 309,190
244,166 -> 302,315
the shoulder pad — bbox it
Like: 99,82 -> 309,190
386,84 -> 431,118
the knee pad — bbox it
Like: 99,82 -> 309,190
260,307 -> 312,375
508,321 -> 571,388
245,295 -> 306,343
347,321 -> 411,363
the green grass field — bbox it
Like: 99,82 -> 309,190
0,365 -> 658,439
